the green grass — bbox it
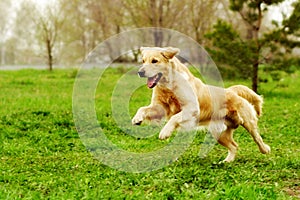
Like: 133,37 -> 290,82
0,68 -> 299,199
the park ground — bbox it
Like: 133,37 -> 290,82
0,68 -> 299,199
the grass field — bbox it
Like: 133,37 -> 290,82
0,68 -> 299,199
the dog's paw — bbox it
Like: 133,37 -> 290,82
132,108 -> 147,125
132,114 -> 144,125
260,144 -> 271,154
265,144 -> 271,154
159,129 -> 172,140
221,157 -> 235,163
159,133 -> 170,140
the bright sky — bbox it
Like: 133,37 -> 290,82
32,0 -> 57,8
268,0 -> 296,22
10,0 -> 56,9
32,0 -> 49,7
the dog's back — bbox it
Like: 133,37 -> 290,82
228,85 -> 263,117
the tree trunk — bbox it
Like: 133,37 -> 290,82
1,45 -> 5,65
46,38 -> 53,71
251,2 -> 263,93
153,28 -> 163,46
252,62 -> 258,93
149,0 -> 164,47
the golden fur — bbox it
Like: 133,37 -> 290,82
132,47 -> 270,162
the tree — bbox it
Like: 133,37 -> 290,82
185,0 -> 221,45
0,0 -> 12,65
206,21 -> 255,77
86,0 -> 125,60
11,1 -> 65,69
264,0 -> 300,73
122,0 -> 186,46
11,1 -> 39,65
54,0 -> 96,65
206,0 -> 284,92
34,4 -> 65,71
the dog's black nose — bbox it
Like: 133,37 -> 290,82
138,70 -> 146,77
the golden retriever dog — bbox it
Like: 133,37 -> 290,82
132,47 -> 270,162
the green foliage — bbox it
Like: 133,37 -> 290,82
263,1 -> 300,74
206,0 -> 295,92
282,1 -> 300,35
205,20 -> 254,79
0,69 -> 299,199
229,0 -> 244,11
229,0 -> 284,20
269,57 -> 300,74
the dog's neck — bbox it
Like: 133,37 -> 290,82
156,62 -> 175,89
158,57 -> 194,90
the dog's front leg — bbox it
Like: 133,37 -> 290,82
132,104 -> 165,125
132,106 -> 148,125
159,113 -> 182,139
159,109 -> 198,140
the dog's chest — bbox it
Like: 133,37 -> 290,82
156,87 -> 181,117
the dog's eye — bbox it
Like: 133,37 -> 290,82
152,59 -> 158,64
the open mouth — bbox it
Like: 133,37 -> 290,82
147,73 -> 162,88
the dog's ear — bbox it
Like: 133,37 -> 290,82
161,47 -> 180,59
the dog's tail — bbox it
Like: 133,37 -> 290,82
228,85 -> 263,117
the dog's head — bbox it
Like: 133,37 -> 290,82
138,47 -> 180,89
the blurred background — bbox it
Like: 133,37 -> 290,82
0,0 -> 299,89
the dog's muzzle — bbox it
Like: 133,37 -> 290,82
138,70 -> 146,77
137,66 -> 162,88
147,73 -> 162,88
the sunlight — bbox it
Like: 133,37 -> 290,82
269,0 -> 296,22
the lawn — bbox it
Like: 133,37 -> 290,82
0,68 -> 299,199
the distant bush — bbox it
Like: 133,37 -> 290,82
218,65 -> 245,80
270,70 -> 287,81
267,57 -> 300,74
259,73 -> 273,83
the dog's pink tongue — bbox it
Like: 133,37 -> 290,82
147,77 -> 155,88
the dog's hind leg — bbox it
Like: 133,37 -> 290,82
218,128 -> 239,162
238,100 -> 271,154
242,120 -> 271,154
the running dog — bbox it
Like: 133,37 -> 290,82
132,47 -> 270,162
